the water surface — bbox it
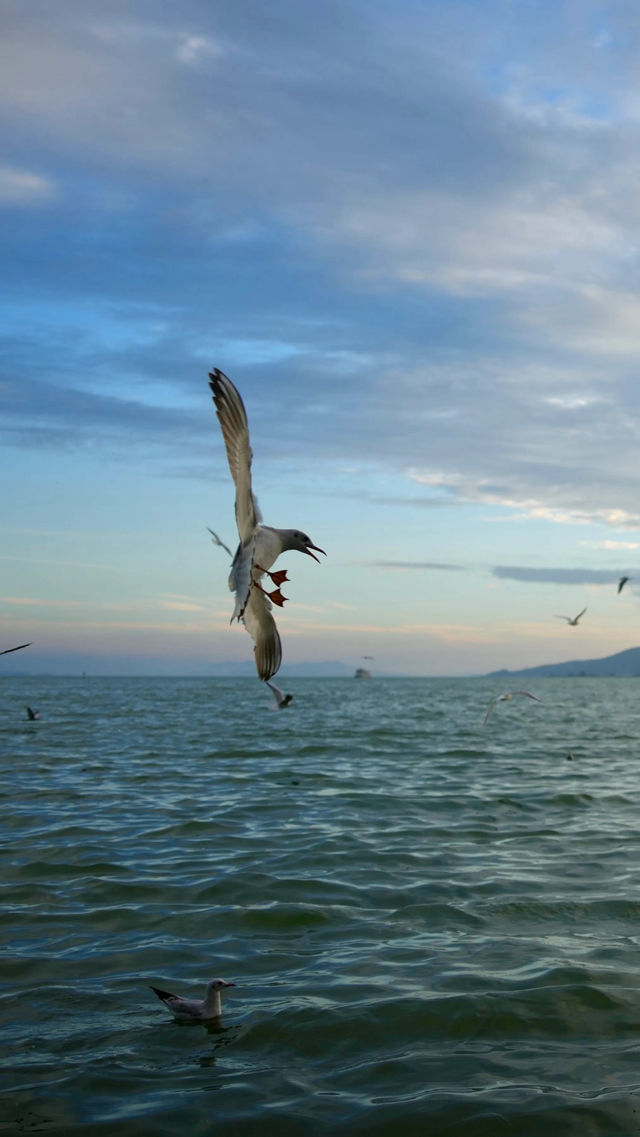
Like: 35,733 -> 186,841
2,676 -> 640,1134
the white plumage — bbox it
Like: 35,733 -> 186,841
209,368 -> 325,680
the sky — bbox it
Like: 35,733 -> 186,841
3,0 -> 640,676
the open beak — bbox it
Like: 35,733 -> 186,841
305,543 -> 326,563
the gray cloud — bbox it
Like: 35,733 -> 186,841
369,561 -> 464,572
3,0 -> 640,534
492,566 -> 630,586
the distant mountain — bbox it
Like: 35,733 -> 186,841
487,645 -> 640,678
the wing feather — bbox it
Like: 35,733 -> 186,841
242,588 -> 282,680
209,369 -> 261,542
229,539 -> 255,621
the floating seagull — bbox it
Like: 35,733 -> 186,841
555,607 -> 587,626
618,576 -> 630,594
26,706 -> 40,720
209,368 -> 325,681
483,690 -> 542,726
0,642 -> 32,656
207,527 -> 234,559
266,680 -> 293,708
150,978 -> 236,1021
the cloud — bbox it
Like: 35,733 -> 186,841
580,540 -> 639,550
160,597 -> 205,612
492,566 -> 623,586
175,33 -> 222,66
4,0 -> 640,542
369,561 -> 464,572
0,165 -> 56,204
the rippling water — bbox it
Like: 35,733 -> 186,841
3,675 -> 640,1135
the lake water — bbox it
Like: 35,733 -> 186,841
2,675 -> 640,1135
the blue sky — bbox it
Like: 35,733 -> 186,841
2,0 -> 640,676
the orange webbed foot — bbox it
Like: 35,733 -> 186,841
267,587 -> 288,607
254,565 -> 289,587
254,581 -> 288,607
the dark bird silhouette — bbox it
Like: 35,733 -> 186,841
555,607 -> 587,626
618,576 -> 630,594
483,689 -> 542,726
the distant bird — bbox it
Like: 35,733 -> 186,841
1,642 -> 32,656
26,706 -> 40,720
266,680 -> 293,708
207,527 -> 234,559
555,607 -> 587,626
209,368 -> 325,681
618,576 -> 630,594
150,978 -> 235,1021
483,690 -> 542,726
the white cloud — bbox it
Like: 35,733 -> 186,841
580,540 -> 639,550
175,33 -> 222,65
407,470 -> 640,530
0,165 -> 55,204
544,394 -> 606,410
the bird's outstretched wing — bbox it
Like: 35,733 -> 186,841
575,607 -> 587,620
0,642 -> 32,656
209,369 -> 261,543
207,527 -> 234,559
483,689 -> 541,726
242,588 -> 282,680
483,699 -> 498,726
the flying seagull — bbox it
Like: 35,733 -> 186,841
207,527 -> 234,559
150,977 -> 235,1021
1,642 -> 32,656
209,368 -> 325,681
555,607 -> 587,626
483,689 -> 542,726
618,576 -> 630,594
266,680 -> 293,708
26,706 -> 40,720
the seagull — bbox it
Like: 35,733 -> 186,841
150,978 -> 236,1021
1,642 -> 32,656
209,368 -> 325,681
207,527 -> 234,559
266,680 -> 293,708
555,607 -> 587,626
483,690 -> 542,726
26,706 -> 40,720
618,576 -> 630,594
